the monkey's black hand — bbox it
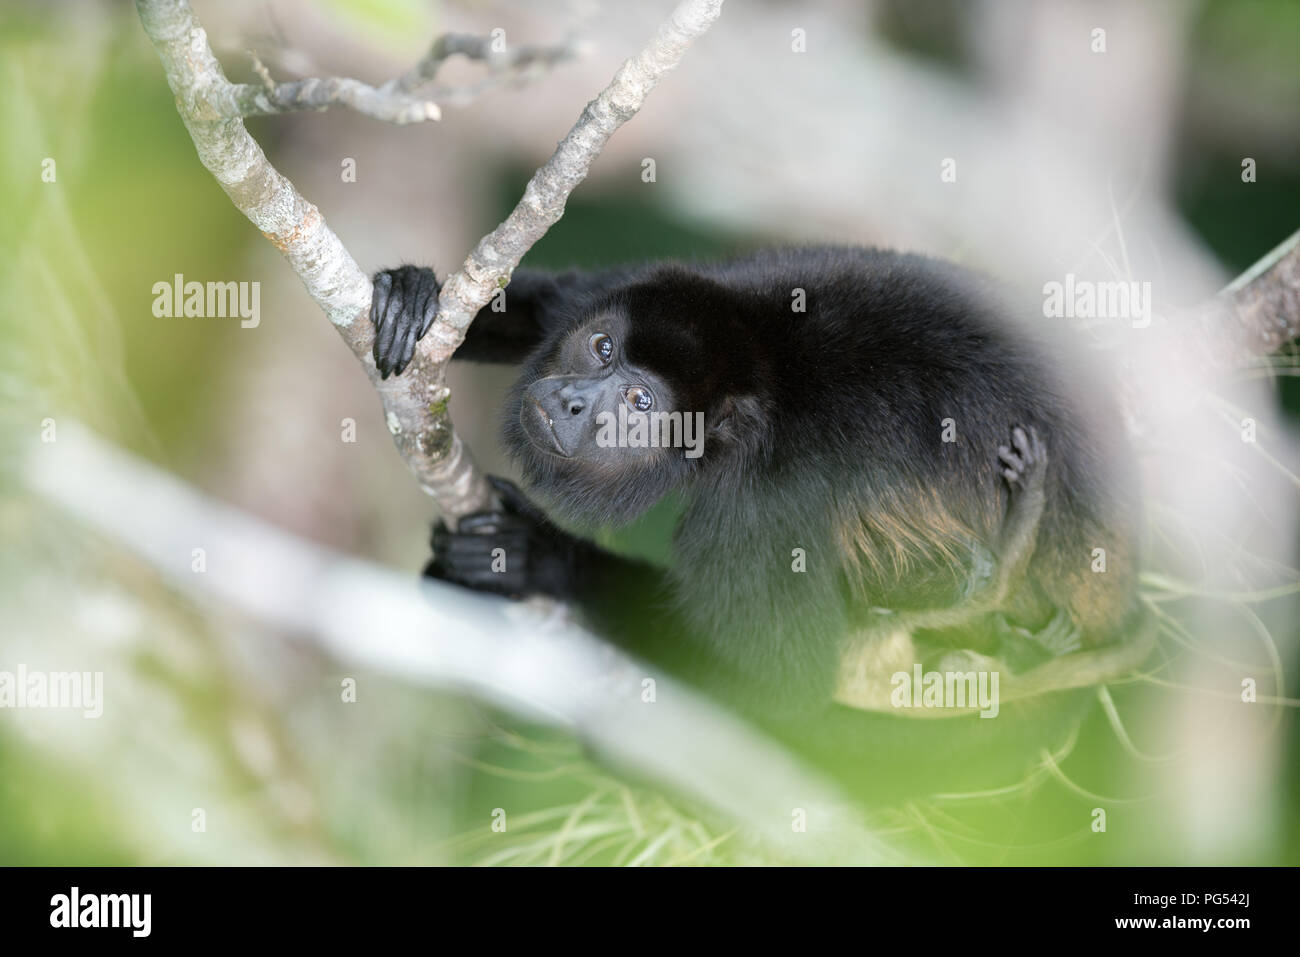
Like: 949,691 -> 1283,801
425,477 -> 592,600
371,265 -> 440,378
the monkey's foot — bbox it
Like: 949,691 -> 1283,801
1031,608 -> 1083,657
988,616 -> 1052,673
371,265 -> 441,378
998,424 -> 1047,492
991,609 -> 1082,673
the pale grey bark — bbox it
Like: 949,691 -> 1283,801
1196,228 -> 1300,371
231,70 -> 442,124
227,30 -> 579,123
136,0 -> 725,522
382,31 -> 579,100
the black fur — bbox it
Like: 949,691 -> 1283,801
371,246 -> 1142,793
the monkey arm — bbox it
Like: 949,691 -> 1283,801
370,264 -> 643,376
425,478 -> 845,716
424,476 -> 646,598
890,425 -> 1048,633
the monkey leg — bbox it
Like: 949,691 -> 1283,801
894,425 -> 1048,634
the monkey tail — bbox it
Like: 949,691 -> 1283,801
786,607 -> 1159,803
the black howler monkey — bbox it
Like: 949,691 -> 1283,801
371,246 -> 1143,795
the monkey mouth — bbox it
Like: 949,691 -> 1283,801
524,398 -> 571,457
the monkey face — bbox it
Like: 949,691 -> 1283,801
517,311 -> 678,468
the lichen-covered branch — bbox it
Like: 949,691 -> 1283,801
232,65 -> 442,124
229,28 -> 579,124
136,0 -> 724,522
382,31 -> 578,99
1196,228 -> 1300,370
135,0 -> 490,516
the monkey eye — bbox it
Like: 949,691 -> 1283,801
589,333 -> 614,364
623,386 -> 654,413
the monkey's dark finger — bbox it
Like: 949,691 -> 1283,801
373,278 -> 409,378
458,511 -> 512,534
415,272 -> 440,338
445,530 -> 527,559
371,270 -> 402,355
998,447 -> 1025,472
393,274 -> 440,374
443,533 -> 508,556
390,300 -> 425,376
370,271 -> 396,376
1002,467 -> 1021,483
393,319 -> 422,377
487,476 -> 547,522
446,537 -> 520,563
370,270 -> 394,322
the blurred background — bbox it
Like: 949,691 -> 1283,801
1,0 -> 1297,865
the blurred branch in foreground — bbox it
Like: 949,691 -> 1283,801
22,423 -> 891,864
135,0 -> 725,523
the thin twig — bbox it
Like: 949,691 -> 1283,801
230,30 -> 580,124
231,71 -> 441,124
382,31 -> 579,97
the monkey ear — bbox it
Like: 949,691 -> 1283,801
707,395 -> 769,452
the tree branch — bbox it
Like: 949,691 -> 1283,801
228,30 -> 580,124
382,31 -> 579,99
232,55 -> 442,124
1196,227 -> 1300,370
135,0 -> 725,522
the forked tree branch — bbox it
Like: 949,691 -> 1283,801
136,0 -> 725,522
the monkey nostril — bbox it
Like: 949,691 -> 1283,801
567,399 -> 585,416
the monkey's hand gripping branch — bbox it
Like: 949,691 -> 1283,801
135,0 -> 725,525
